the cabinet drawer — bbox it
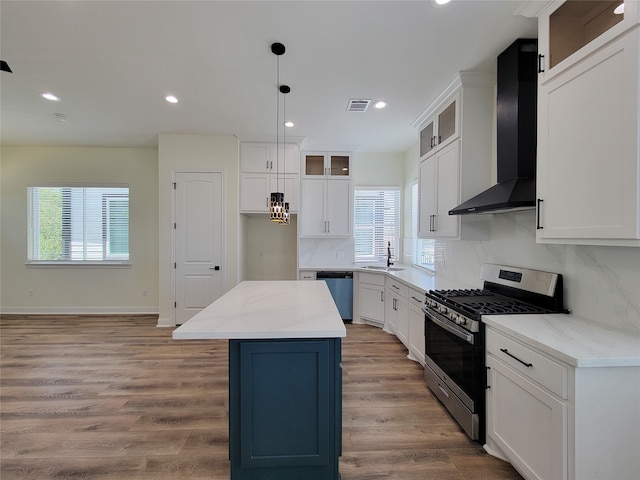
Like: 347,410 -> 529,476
359,272 -> 385,286
486,328 -> 568,399
408,288 -> 425,309
386,279 -> 408,298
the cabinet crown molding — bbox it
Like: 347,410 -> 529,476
515,0 -> 556,18
411,71 -> 495,129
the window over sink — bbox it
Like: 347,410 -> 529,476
354,187 -> 400,263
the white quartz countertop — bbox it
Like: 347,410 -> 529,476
172,281 -> 347,340
483,314 -> 640,368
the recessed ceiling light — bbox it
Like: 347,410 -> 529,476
373,100 -> 388,109
434,0 -> 452,4
165,95 -> 179,104
40,92 -> 60,101
284,121 -> 294,128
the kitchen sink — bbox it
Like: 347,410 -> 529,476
363,265 -> 405,272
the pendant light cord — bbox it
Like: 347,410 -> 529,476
275,53 -> 280,192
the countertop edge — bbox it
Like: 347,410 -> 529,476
483,314 -> 640,368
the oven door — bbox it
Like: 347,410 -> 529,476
424,307 -> 482,413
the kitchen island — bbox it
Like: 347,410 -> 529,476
173,281 -> 346,480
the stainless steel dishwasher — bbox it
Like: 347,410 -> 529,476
316,271 -> 353,322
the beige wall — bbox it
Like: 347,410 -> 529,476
157,134 -> 240,326
0,146 -> 159,313
244,215 -> 298,280
353,152 -> 405,186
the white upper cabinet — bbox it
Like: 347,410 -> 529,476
241,143 -> 299,174
531,0 -> 640,246
302,152 -> 351,178
239,142 -> 300,214
299,178 -> 351,238
414,72 -> 494,240
419,91 -> 460,159
536,0 -> 639,83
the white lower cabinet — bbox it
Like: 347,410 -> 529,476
357,272 -> 385,326
385,278 -> 409,348
486,353 -> 567,480
485,325 -> 640,480
407,287 -> 425,366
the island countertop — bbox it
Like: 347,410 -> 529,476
172,280 -> 347,340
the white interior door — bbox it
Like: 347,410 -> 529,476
174,171 -> 224,325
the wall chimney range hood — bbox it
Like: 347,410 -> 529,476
449,38 -> 538,215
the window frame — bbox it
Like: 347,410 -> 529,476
26,183 -> 131,266
411,181 -> 435,272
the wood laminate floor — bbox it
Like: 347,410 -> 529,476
0,315 -> 522,480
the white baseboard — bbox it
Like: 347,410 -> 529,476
156,317 -> 175,328
0,306 -> 159,315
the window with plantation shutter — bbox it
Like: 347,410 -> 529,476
27,185 -> 130,264
354,187 -> 400,263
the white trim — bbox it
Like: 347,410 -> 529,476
156,316 -> 175,328
0,306 -> 159,315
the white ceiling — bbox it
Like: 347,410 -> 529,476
0,0 -> 538,154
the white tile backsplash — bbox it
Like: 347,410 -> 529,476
435,210 -> 640,334
299,210 -> 639,334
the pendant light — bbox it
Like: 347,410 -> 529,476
269,42 -> 291,225
280,84 -> 291,225
269,42 -> 286,222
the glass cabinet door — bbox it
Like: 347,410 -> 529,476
437,100 -> 457,147
304,154 -> 325,176
419,120 -> 435,158
329,155 -> 350,176
549,0 -> 624,69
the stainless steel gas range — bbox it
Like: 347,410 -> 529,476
423,264 -> 566,442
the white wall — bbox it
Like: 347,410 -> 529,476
157,134 -> 240,327
0,146 -> 159,313
403,145 -> 640,335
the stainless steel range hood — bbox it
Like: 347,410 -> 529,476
449,38 -> 538,216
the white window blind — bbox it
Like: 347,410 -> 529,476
27,185 -> 130,263
354,187 -> 400,263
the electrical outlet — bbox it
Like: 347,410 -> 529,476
142,289 -> 148,297
28,289 -> 33,297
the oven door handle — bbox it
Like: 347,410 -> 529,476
428,313 -> 474,344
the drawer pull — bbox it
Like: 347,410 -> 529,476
438,383 -> 450,398
500,348 -> 533,368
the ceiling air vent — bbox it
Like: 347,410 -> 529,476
346,98 -> 371,112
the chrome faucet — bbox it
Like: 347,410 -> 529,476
387,241 -> 393,267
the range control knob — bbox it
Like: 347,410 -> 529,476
458,317 -> 467,326
438,306 -> 448,315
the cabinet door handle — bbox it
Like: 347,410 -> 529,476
538,54 -> 545,73
381,291 -> 384,302
500,348 -> 533,368
536,198 -> 544,230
